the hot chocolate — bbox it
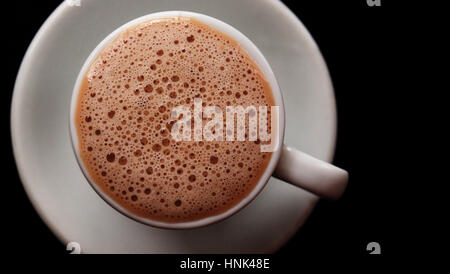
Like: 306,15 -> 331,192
75,17 -> 274,223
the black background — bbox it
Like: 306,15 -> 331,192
4,0 -> 408,265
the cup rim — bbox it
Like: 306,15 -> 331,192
69,10 -> 285,229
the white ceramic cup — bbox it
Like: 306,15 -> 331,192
69,11 -> 348,229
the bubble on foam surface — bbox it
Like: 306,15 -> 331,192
75,17 -> 274,223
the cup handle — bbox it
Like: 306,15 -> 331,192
273,144 -> 348,200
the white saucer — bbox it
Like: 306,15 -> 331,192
11,0 -> 336,253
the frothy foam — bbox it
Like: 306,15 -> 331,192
75,17 -> 274,223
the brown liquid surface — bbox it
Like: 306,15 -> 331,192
75,17 -> 274,223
